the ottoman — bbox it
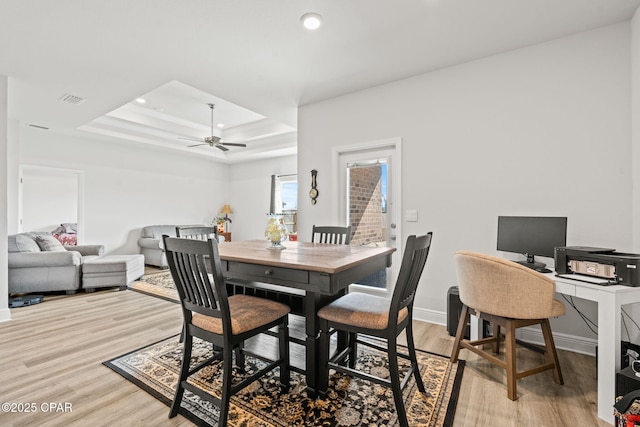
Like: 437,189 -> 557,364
82,254 -> 145,292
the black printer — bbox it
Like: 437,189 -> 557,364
554,246 -> 640,287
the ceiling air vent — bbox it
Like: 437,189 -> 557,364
59,93 -> 86,105
27,123 -> 49,130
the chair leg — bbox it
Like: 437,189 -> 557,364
406,319 -> 425,393
451,305 -> 470,362
279,317 -> 290,389
235,342 -> 245,372
505,319 -> 517,401
169,333 -> 192,418
541,319 -> 564,385
348,332 -> 357,369
178,323 -> 185,343
218,346 -> 234,427
388,336 -> 409,427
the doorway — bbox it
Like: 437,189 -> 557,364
19,165 -> 84,242
334,138 -> 401,295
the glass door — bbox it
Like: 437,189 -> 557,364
336,141 -> 401,295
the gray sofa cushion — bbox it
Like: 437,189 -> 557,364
8,251 -> 82,268
140,225 -> 180,240
8,234 -> 40,253
71,245 -> 105,257
82,254 -> 145,289
35,235 -> 66,252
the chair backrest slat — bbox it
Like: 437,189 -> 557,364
163,235 -> 230,327
311,225 -> 352,245
391,233 -> 433,315
176,226 -> 219,241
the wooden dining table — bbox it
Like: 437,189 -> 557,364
217,239 -> 395,395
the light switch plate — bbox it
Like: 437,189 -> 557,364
405,209 -> 418,222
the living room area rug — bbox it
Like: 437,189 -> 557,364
104,335 -> 464,426
128,271 -> 178,303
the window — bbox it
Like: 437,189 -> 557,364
270,174 -> 297,233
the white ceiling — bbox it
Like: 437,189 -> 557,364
1,0 -> 639,163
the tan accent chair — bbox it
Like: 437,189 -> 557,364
450,251 -> 565,400
163,236 -> 290,426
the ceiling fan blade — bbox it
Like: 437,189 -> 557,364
188,143 -> 209,147
179,137 -> 204,142
216,144 -> 230,152
221,142 -> 247,147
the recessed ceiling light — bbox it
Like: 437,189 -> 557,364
217,123 -> 224,128
135,98 -> 147,104
301,12 -> 322,30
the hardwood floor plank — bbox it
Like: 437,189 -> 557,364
0,289 -> 611,426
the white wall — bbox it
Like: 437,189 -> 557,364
21,166 -> 79,233
18,129 -> 231,255
298,23 -> 632,348
228,155 -> 297,241
633,7 -> 640,252
1,74 -> 9,321
7,119 -> 19,235
15,127 -> 297,254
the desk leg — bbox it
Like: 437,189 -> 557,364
470,313 -> 481,341
596,293 -> 621,425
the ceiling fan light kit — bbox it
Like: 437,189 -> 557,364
180,103 -> 247,151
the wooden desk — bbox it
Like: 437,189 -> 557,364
218,239 -> 395,394
553,275 -> 640,424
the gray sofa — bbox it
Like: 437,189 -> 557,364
138,224 -> 222,268
8,232 -> 104,295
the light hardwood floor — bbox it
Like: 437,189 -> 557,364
0,289 -> 611,427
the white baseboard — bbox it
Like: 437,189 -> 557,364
516,326 -> 597,357
412,308 -> 597,357
0,308 -> 12,323
413,306 -> 447,327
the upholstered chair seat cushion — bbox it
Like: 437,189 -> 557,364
317,292 -> 408,330
192,294 -> 290,335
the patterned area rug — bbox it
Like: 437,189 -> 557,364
128,271 -> 178,303
104,335 -> 464,427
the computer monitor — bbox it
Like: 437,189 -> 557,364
497,216 -> 567,271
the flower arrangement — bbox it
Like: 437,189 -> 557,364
212,216 -> 229,233
213,216 -> 227,225
213,205 -> 233,233
265,214 -> 288,249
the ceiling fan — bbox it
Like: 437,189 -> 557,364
180,103 -> 247,152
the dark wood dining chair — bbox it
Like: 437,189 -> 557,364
175,225 -> 218,240
317,232 -> 433,427
311,225 -> 352,244
174,226 -> 221,342
163,235 -> 290,426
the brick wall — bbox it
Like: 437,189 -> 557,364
349,165 -> 383,245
